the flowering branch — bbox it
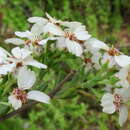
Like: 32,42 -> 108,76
0,70 -> 75,122
0,12 -> 130,126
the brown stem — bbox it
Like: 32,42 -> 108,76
0,70 -> 75,122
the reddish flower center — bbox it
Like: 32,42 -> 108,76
113,94 -> 122,111
12,88 -> 27,103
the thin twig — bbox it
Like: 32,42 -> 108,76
49,70 -> 75,97
0,70 -> 75,122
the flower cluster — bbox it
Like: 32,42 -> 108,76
1,13 -> 130,126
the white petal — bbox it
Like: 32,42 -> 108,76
31,23 -> 44,36
11,47 -> 32,59
115,88 -> 130,102
20,48 -> 32,59
15,31 -> 34,40
5,38 -> 25,45
0,63 -> 15,75
116,67 -> 128,80
91,51 -> 101,66
101,93 -> 116,114
102,105 -> 116,114
101,93 -> 114,103
0,47 -> 11,62
116,67 -> 130,88
74,26 -> 91,40
38,37 -> 57,45
44,23 -> 64,36
119,105 -> 128,126
115,55 -> 130,67
62,21 -> 82,31
24,57 -> 47,69
27,17 -> 48,24
11,47 -> 22,59
89,38 -> 109,50
65,39 -> 83,57
102,53 -> 116,68
8,95 -> 22,110
117,80 -> 129,89
56,37 -> 67,49
18,67 -> 36,90
27,90 -> 50,104
84,39 -> 99,53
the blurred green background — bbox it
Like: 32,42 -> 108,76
0,0 -> 130,130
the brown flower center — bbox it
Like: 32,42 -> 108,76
25,40 -> 31,45
16,62 -> 23,68
12,88 -> 27,103
84,58 -> 92,64
108,48 -> 120,56
65,32 -> 84,44
127,71 -> 130,84
25,40 -> 40,46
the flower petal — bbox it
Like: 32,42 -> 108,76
74,26 -> 91,40
101,93 -> 116,114
0,47 -> 11,62
8,95 -> 22,110
44,23 -> 64,36
102,105 -> 116,114
38,37 -> 57,45
62,21 -> 82,31
15,31 -> 34,40
115,55 -> 130,67
27,17 -> 48,24
24,57 -> 47,69
66,40 -> 82,56
101,93 -> 114,102
90,38 -> 109,50
27,90 -> 50,104
119,105 -> 128,126
0,63 -> 15,75
31,23 -> 44,36
11,47 -> 22,59
5,38 -> 25,45
65,39 -> 83,57
21,48 -> 32,59
11,47 -> 32,59
18,67 -> 36,90
56,37 -> 67,49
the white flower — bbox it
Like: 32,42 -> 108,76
84,38 -> 102,69
90,38 -> 130,67
51,25 -> 91,57
28,13 -> 62,25
0,47 -> 47,75
101,88 -> 130,126
5,24 -> 56,53
116,65 -> 130,88
28,13 -> 82,30
8,67 -> 50,110
15,22 -> 55,45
